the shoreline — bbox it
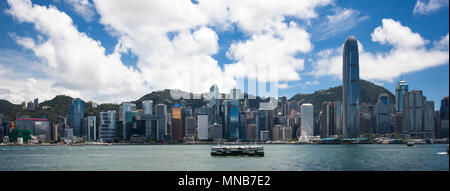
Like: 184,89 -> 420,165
1,142 -> 448,146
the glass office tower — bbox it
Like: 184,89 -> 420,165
395,80 -> 408,112
342,36 -> 360,138
68,98 -> 84,138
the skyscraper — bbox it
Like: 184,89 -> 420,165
142,100 -> 153,115
155,104 -> 167,140
395,80 -> 408,112
185,116 -> 196,137
99,110 -> 116,143
376,94 -> 391,134
209,84 -> 220,125
321,102 -> 335,138
119,102 -> 136,139
197,114 -> 209,140
300,103 -> 314,137
172,105 -> 183,141
334,101 -> 343,136
84,116 -> 96,141
228,88 -> 240,140
342,36 -> 360,138
68,98 -> 84,138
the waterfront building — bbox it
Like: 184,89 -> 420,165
15,118 -> 50,141
68,98 -> 84,137
273,125 -> 292,141
136,114 -> 158,140
342,36 -> 360,138
64,128 -> 74,139
155,104 -> 167,140
403,90 -> 423,133
228,88 -> 240,140
185,116 -> 196,137
393,112 -> 404,134
246,124 -> 257,140
360,112 -> 372,135
424,101 -> 435,134
197,114 -> 208,140
300,104 -> 314,137
84,116 -> 96,141
210,123 -> 223,141
239,111 -> 247,140
439,96 -> 449,138
403,90 -> 435,138
441,120 -> 449,138
124,111 -> 138,141
321,102 -> 335,138
119,102 -> 136,139
172,105 -> 183,141
334,101 -> 343,136
142,100 -> 153,115
99,110 -> 116,143
220,100 -> 229,139
260,131 -> 269,141
376,94 -> 391,134
256,110 -> 269,140
395,80 -> 408,112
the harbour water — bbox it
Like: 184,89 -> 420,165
0,144 -> 448,171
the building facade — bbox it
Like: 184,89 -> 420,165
99,110 -> 116,143
342,36 -> 360,138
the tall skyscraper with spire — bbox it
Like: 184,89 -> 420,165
342,36 -> 360,138
395,80 -> 408,112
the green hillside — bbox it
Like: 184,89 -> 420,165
0,80 -> 394,121
290,79 -> 395,117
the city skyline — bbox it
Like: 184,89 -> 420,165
0,0 -> 448,110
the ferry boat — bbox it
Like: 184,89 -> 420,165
211,145 -> 264,156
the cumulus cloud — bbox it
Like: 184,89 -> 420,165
6,0 -> 147,103
225,21 -> 312,83
64,0 -> 97,22
311,18 -> 449,82
2,0 -> 335,103
413,0 -> 449,15
92,0 -> 332,94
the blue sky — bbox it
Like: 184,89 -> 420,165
0,0 -> 448,109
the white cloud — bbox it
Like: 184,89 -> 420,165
2,0 -> 334,103
225,21 -> 312,83
433,33 -> 449,50
64,0 -> 96,22
197,0 -> 333,34
6,0 -> 147,103
314,8 -> 369,41
413,0 -> 449,15
311,18 -> 449,82
371,19 -> 428,49
93,0 -> 332,94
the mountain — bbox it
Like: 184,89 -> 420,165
0,80 -> 394,121
290,79 -> 395,117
